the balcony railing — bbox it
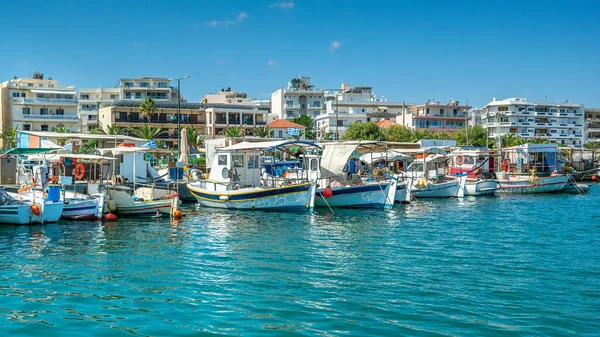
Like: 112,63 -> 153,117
285,104 -> 300,108
22,114 -> 78,121
13,97 -> 78,105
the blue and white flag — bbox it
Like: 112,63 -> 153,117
141,140 -> 157,149
62,143 -> 73,152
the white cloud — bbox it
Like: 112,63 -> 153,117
269,1 -> 294,9
207,12 -> 249,28
330,40 -> 341,53
205,20 -> 221,27
267,60 -> 279,67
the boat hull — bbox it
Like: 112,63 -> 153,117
497,175 -> 568,194
61,199 -> 101,220
187,182 -> 313,211
315,183 -> 390,208
412,180 -> 460,198
0,205 -> 32,225
465,180 -> 498,196
394,182 -> 408,203
116,200 -> 173,215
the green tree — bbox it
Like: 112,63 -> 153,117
0,126 -> 18,149
220,126 -> 244,138
186,127 -> 205,149
452,125 -> 491,147
292,129 -> 306,140
342,121 -> 383,140
130,125 -> 165,140
383,125 -> 414,142
52,124 -> 70,146
79,140 -> 99,154
252,125 -> 272,138
138,97 -> 157,122
95,122 -> 126,135
292,115 -> 316,140
584,142 -> 600,150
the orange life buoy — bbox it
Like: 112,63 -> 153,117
31,204 -> 41,216
455,155 -> 465,165
75,163 -> 85,179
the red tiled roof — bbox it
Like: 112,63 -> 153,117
376,119 -> 398,129
268,119 -> 306,129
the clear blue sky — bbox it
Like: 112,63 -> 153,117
1,0 -> 598,108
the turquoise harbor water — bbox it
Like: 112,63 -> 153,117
1,188 -> 599,336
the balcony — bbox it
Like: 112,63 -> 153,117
9,82 -> 74,90
22,114 -> 79,121
285,104 -> 301,109
307,104 -> 322,109
13,97 -> 78,105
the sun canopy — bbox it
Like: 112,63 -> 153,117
19,131 -> 145,142
27,153 -> 116,162
0,148 -> 57,155
359,150 -> 413,165
29,89 -> 77,95
98,147 -> 152,155
223,140 -> 321,151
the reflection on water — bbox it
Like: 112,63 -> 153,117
0,188 -> 599,336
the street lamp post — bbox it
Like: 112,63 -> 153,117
169,76 -> 190,158
464,109 -> 469,146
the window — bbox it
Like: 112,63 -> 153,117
28,83 -> 33,87
110,94 -> 119,100
218,155 -> 228,166
362,109 -> 365,113
56,108 -> 64,115
40,108 -> 49,115
310,158 -> 318,171
158,82 -> 167,88
278,130 -> 283,138
233,154 -> 244,167
313,101 -> 320,107
22,107 -> 30,115
247,155 -> 259,169
88,126 -> 96,132
48,84 -> 54,88
12,92 -> 20,97
125,82 -> 133,88
80,94 -> 90,100
125,93 -> 132,99
41,125 -> 49,131
286,100 -> 294,107
135,92 -> 142,99
140,82 -> 149,87
23,124 -> 31,131
38,84 -> 43,87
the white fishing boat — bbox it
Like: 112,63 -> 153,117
306,142 -> 397,209
405,147 -> 467,198
496,144 -> 569,194
448,150 -> 498,196
106,188 -> 175,216
187,140 -> 316,211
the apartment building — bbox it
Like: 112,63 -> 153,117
585,107 -> 600,144
119,77 -> 181,103
78,87 -> 120,133
404,100 -> 471,133
271,77 -> 325,120
314,84 -> 412,139
481,98 -> 585,147
0,72 -> 79,136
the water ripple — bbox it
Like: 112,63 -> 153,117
0,187 -> 599,335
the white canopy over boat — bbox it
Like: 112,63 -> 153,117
359,150 -> 413,165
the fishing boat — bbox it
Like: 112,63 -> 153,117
307,141 -> 397,209
106,188 -> 175,215
187,140 -> 316,211
0,189 -> 64,225
358,149 -> 414,204
495,144 -> 569,194
404,147 -> 467,198
448,149 -> 498,196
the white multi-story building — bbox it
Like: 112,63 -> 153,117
314,84 -> 412,139
201,88 -> 254,105
585,108 -> 600,144
271,77 -> 324,120
403,100 -> 472,133
119,77 -> 181,103
0,72 -> 79,136
469,108 -> 485,127
78,87 -> 120,133
482,97 -> 585,147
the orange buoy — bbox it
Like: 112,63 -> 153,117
592,175 -> 598,181
105,213 -> 117,221
75,163 -> 85,179
322,187 -> 333,198
31,204 -> 41,216
173,210 -> 182,219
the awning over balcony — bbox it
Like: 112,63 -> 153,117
29,89 -> 77,95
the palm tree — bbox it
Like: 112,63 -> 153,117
52,124 -> 70,146
252,125 -> 272,138
138,97 -> 157,123
0,126 -> 18,149
186,127 -> 205,149
130,125 -> 165,140
220,126 -> 244,138
292,129 -> 306,140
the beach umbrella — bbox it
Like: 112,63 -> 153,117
178,128 -> 189,164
